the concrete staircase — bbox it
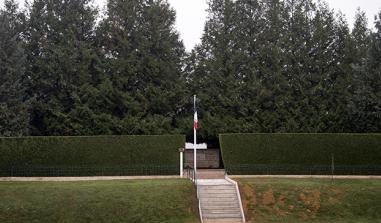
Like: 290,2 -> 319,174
197,179 -> 244,223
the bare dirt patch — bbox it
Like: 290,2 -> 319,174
298,189 -> 321,219
240,184 -> 257,222
262,189 -> 276,206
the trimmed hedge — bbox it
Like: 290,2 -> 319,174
0,135 -> 185,176
220,133 -> 381,175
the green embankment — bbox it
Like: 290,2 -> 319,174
0,135 -> 185,176
237,178 -> 381,223
0,179 -> 199,223
220,133 -> 381,175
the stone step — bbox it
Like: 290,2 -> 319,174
197,180 -> 232,186
198,182 -> 233,186
199,193 -> 237,198
201,204 -> 240,208
199,191 -> 236,195
198,187 -> 236,193
203,212 -> 241,217
203,213 -> 242,218
201,205 -> 240,209
202,208 -> 241,212
199,189 -> 236,193
197,177 -> 244,222
200,199 -> 239,205
199,192 -> 237,196
199,185 -> 235,190
202,203 -> 240,206
203,219 -> 242,223
200,198 -> 238,202
203,211 -> 241,216
202,208 -> 241,214
201,203 -> 240,208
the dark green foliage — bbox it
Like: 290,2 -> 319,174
189,0 -> 380,141
0,135 -> 184,176
220,133 -> 381,174
0,0 -> 380,139
25,0 -> 103,135
0,0 -> 29,136
95,0 -> 187,135
347,9 -> 381,132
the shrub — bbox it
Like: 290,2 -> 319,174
0,135 -> 185,176
220,133 -> 381,175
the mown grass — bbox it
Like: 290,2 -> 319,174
0,179 -> 199,223
236,178 -> 381,223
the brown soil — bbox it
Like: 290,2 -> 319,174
240,184 -> 257,222
239,184 -> 349,222
328,186 -> 344,205
298,189 -> 321,219
262,189 -> 275,206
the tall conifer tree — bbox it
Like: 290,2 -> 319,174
0,0 -> 29,136
26,0 -> 101,135
349,11 -> 381,131
97,0 -> 186,134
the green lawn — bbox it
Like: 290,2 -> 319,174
236,178 -> 381,223
0,179 -> 199,223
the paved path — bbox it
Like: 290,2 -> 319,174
196,169 -> 225,179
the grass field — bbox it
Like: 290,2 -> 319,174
236,178 -> 381,223
0,179 -> 199,223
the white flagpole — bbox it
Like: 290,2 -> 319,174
194,95 -> 197,174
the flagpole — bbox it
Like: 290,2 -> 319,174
193,95 -> 197,174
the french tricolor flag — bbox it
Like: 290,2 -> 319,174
194,111 -> 198,129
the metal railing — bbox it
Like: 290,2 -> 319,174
0,165 -> 179,177
185,166 -> 196,181
225,164 -> 381,176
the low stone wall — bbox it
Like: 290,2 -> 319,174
184,149 -> 220,169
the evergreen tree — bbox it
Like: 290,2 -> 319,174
280,0 -> 316,131
307,1 -> 336,132
0,0 -> 29,136
97,0 -> 187,135
231,0 -> 266,132
282,0 -> 350,132
249,0 -> 289,132
348,11 -> 381,132
352,9 -> 371,65
330,13 -> 354,132
1,0 -> 377,138
188,0 -> 245,140
26,0 -> 101,135
367,11 -> 381,131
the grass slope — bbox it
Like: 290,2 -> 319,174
237,178 -> 381,223
0,179 -> 199,223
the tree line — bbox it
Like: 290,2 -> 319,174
0,0 -> 380,142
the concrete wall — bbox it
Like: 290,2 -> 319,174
184,149 -> 220,169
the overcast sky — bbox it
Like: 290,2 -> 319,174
167,0 -> 380,50
1,0 -> 380,51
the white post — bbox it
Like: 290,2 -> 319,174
194,95 -> 197,173
180,151 -> 183,177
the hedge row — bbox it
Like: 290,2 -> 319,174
0,135 -> 185,176
220,133 -> 381,175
